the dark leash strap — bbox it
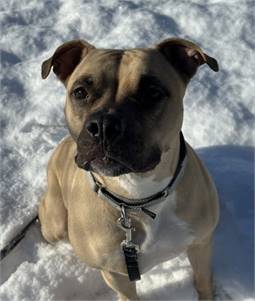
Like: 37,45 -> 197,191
122,245 -> 141,281
0,215 -> 38,261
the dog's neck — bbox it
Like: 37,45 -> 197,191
94,136 -> 180,199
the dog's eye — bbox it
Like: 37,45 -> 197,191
72,87 -> 89,102
133,85 -> 168,107
148,85 -> 167,100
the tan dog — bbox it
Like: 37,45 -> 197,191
39,38 -> 219,300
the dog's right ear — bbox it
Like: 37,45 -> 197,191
156,38 -> 219,83
41,40 -> 95,83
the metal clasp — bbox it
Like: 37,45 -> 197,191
117,206 -> 139,252
120,206 -> 130,226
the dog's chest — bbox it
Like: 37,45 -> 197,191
69,171 -> 194,274
135,192 -> 194,273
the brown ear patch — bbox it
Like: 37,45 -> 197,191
156,38 -> 219,82
51,47 -> 83,82
41,40 -> 95,83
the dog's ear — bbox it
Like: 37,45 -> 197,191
156,38 -> 219,82
41,40 -> 95,83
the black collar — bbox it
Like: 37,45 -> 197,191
87,132 -> 187,219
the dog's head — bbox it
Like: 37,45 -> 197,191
42,38 -> 218,176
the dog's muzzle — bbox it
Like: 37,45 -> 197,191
75,111 -> 161,176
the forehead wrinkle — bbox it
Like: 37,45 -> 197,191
116,50 -> 149,101
89,49 -> 124,107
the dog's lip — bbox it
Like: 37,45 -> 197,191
75,153 -> 132,171
75,151 -> 160,173
103,154 -> 133,168
93,154 -> 135,171
93,153 -> 160,174
75,154 -> 90,170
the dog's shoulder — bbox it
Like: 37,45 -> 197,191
175,144 -> 219,238
47,136 -> 76,176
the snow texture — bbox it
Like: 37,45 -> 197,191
0,0 -> 254,300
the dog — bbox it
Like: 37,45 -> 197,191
39,38 -> 219,300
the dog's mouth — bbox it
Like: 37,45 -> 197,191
75,153 -> 132,176
75,149 -> 161,177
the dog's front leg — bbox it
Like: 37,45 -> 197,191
39,164 -> 68,244
101,270 -> 139,301
187,235 -> 214,300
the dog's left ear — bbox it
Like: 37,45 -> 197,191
156,38 -> 219,82
41,40 -> 95,84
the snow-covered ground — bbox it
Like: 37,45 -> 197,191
0,0 -> 254,300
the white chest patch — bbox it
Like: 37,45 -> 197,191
117,173 -> 172,199
99,148 -> 193,274
137,191 -> 194,273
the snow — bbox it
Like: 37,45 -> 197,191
0,0 -> 254,300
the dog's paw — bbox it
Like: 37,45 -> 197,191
40,224 -> 68,244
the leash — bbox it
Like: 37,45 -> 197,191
0,215 -> 38,261
87,132 -> 187,281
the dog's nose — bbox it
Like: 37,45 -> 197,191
103,115 -> 123,142
86,120 -> 100,137
86,114 -> 124,142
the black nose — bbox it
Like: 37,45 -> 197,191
103,115 -> 123,141
86,114 -> 124,142
86,120 -> 100,137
